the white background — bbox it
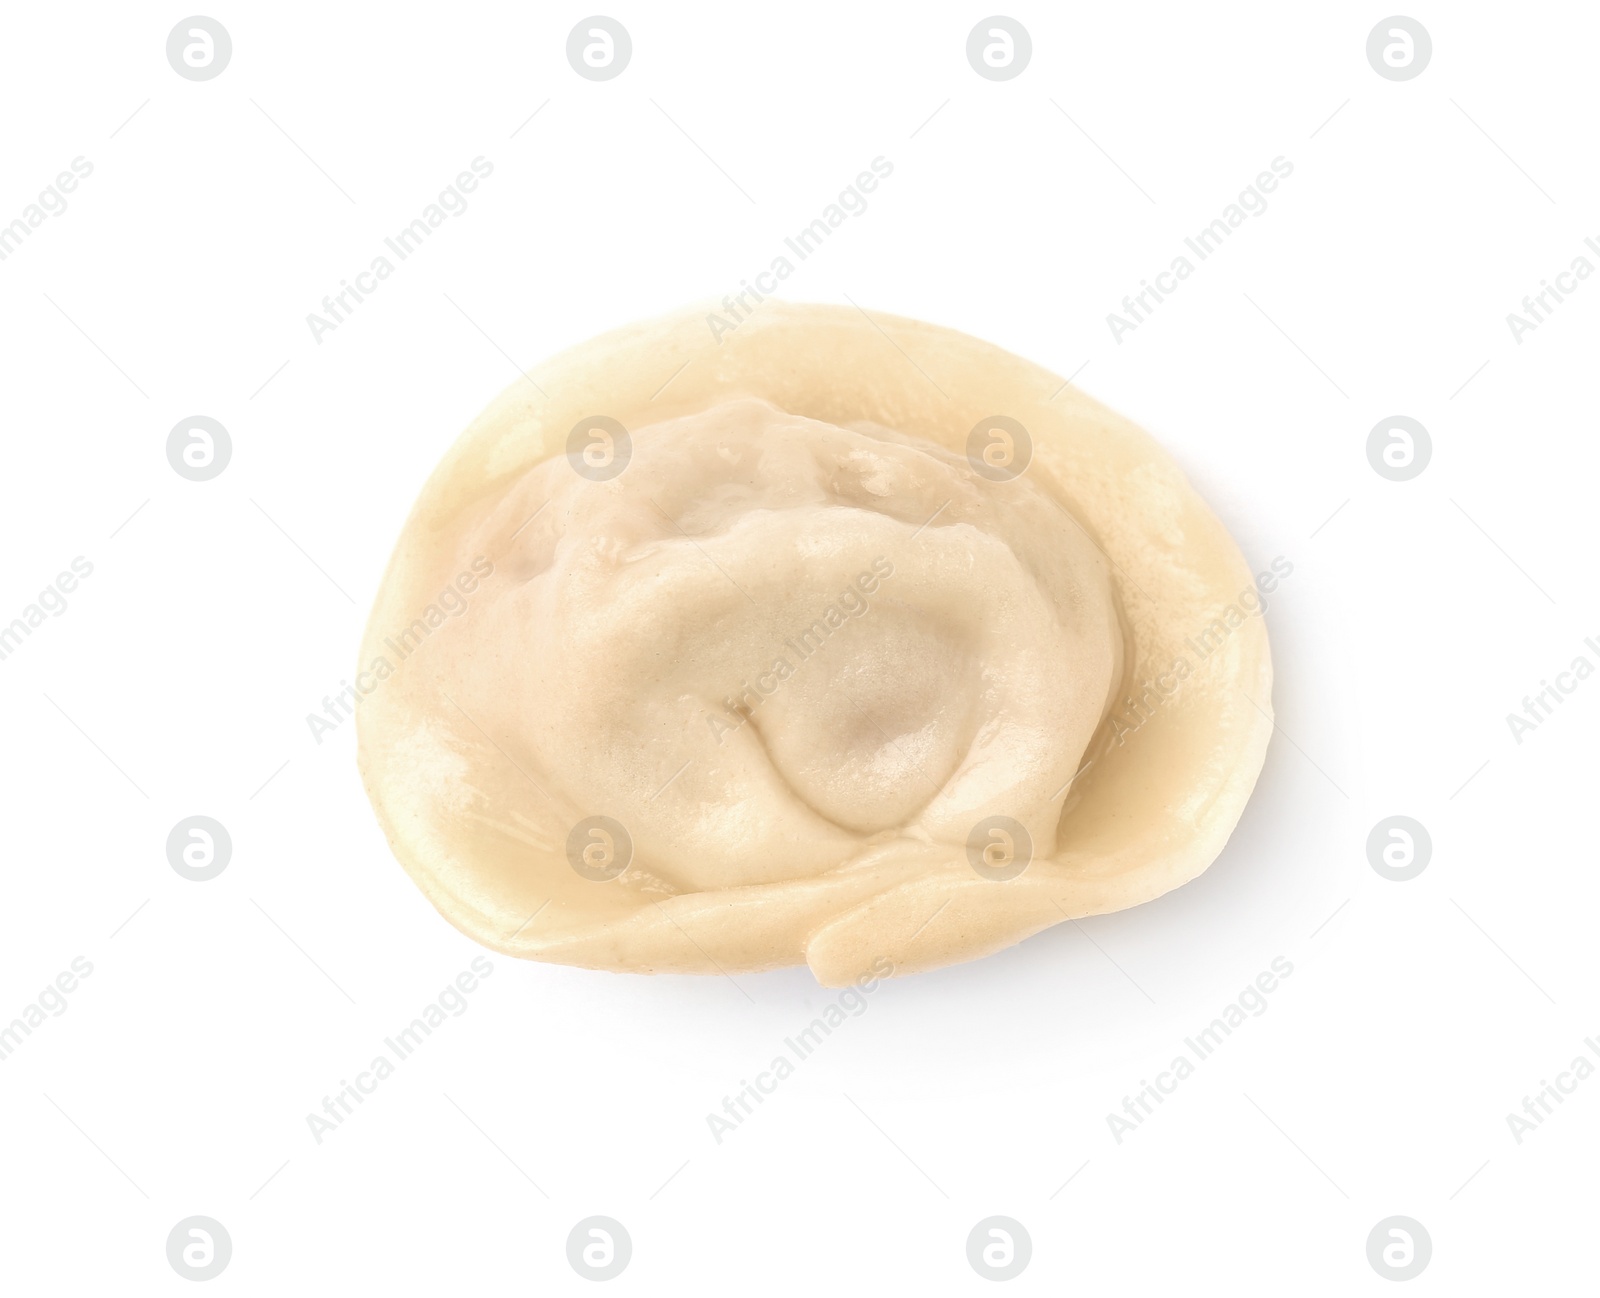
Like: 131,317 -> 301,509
1,1 -> 1595,1292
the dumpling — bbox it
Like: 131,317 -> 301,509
357,303 -> 1272,985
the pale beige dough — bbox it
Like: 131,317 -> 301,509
357,303 -> 1272,985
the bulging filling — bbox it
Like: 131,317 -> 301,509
454,397 -> 1124,893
